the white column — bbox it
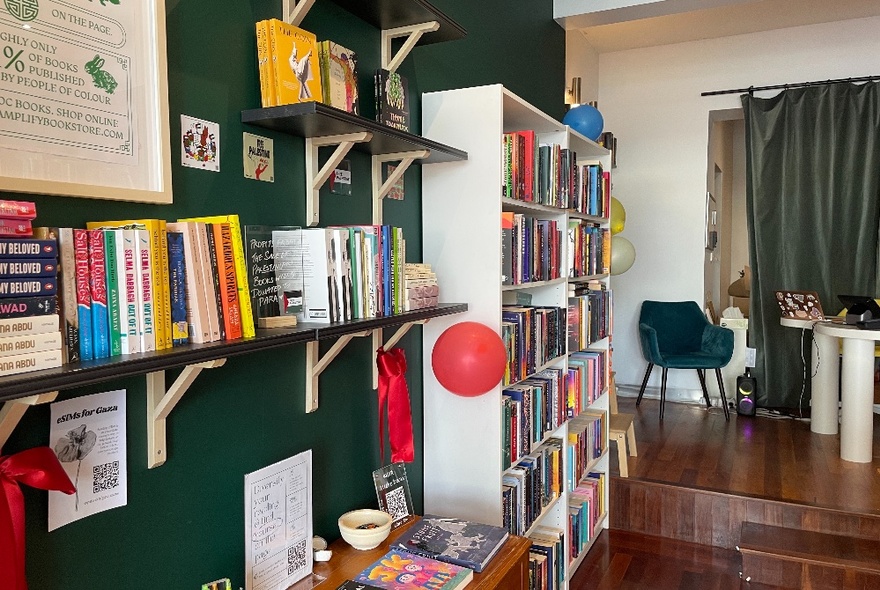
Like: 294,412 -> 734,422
839,338 -> 875,462
810,330 -> 839,435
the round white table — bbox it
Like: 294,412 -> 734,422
813,321 -> 879,463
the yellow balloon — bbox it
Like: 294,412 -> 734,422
610,197 -> 626,235
610,235 -> 636,275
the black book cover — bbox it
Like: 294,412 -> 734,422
375,68 -> 410,133
394,514 -> 509,573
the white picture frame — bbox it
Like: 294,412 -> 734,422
0,0 -> 172,203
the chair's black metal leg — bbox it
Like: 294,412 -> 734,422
715,368 -> 730,421
636,363 -> 654,406
660,367 -> 668,421
696,369 -> 711,408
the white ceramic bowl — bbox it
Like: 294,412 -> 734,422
338,509 -> 392,550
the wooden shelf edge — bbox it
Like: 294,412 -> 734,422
0,303 -> 468,404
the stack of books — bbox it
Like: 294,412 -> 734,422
0,200 -> 36,238
0,232 -> 63,377
404,263 -> 439,311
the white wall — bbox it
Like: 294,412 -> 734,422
566,29 -> 600,104
597,16 -> 880,395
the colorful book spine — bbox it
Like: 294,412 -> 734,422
0,199 -> 37,219
214,223 -> 242,340
0,296 -> 56,319
204,224 -> 226,340
88,229 -> 109,359
166,231 -> 189,346
256,20 -> 276,107
0,349 -> 63,377
0,278 -> 58,299
0,259 -> 57,277
158,220 -> 172,350
0,331 -> 62,358
0,238 -> 57,258
0,218 -> 32,237
135,228 -> 156,353
103,229 -> 122,357
73,230 -> 93,361
57,228 -> 79,363
166,222 -> 210,343
0,314 -> 59,338
120,229 -> 141,355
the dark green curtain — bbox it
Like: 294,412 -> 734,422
742,82 -> 880,408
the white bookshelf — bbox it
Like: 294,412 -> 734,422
420,84 -> 612,588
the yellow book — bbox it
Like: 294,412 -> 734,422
256,20 -> 276,107
87,219 -> 171,350
177,214 -> 255,339
267,19 -> 322,106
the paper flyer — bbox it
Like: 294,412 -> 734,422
48,389 -> 127,531
181,115 -> 220,172
243,132 -> 274,182
245,449 -> 313,590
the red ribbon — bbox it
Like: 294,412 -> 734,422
376,347 -> 414,463
0,447 -> 76,590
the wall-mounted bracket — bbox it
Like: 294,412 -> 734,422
147,359 -> 226,469
372,320 -> 429,389
371,150 -> 430,225
305,132 -> 372,226
0,391 -> 58,452
306,331 -> 371,413
381,21 -> 440,73
282,0 -> 316,26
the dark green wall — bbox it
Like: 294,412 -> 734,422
4,1 -> 564,588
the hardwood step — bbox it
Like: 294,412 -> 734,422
739,522 -> 880,589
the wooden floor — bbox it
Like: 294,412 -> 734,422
569,398 -> 880,589
612,397 -> 880,515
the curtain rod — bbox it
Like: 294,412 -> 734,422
701,74 -> 880,97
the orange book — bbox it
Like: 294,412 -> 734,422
212,223 -> 242,340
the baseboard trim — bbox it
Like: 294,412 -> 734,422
616,382 -> 723,406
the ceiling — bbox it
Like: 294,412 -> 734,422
555,0 -> 880,53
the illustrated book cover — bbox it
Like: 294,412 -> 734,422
375,69 -> 410,132
336,582 -> 383,590
393,515 -> 509,573
267,19 -> 322,106
353,548 -> 472,589
320,40 -> 359,114
372,462 -> 414,529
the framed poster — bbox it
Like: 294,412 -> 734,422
0,0 -> 172,203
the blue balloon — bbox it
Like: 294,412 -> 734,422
563,104 -> 604,141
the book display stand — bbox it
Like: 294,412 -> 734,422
421,85 -> 613,588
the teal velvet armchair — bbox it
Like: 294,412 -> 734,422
636,301 -> 734,421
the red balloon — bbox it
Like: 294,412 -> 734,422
431,321 -> 507,397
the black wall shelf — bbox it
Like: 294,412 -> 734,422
330,0 -> 466,45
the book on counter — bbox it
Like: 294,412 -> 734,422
393,515 -> 509,573
353,548 -> 472,590
336,582 -> 383,590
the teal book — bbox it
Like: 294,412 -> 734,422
103,229 -> 122,356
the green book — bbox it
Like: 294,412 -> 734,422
103,229 -> 123,356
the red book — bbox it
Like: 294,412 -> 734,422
212,223 -> 242,340
0,218 -> 32,237
0,200 -> 36,219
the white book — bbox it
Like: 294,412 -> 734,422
0,348 -> 63,377
333,229 -> 352,322
0,314 -> 59,338
351,229 -> 364,319
0,331 -> 62,358
135,228 -> 156,352
166,222 -> 211,343
301,228 -> 334,323
120,229 -> 142,354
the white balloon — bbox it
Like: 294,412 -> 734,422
610,236 -> 636,276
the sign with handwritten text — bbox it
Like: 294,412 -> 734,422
244,450 -> 313,590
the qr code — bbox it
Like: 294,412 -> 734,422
287,540 -> 307,575
385,486 -> 410,520
92,461 -> 120,493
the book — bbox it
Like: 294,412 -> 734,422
166,222 -> 211,343
393,515 -> 509,573
0,238 -> 57,258
0,331 -> 62,358
73,229 -> 93,361
0,296 -> 56,319
375,69 -> 410,132
213,223 -> 243,340
103,229 -> 122,357
300,228 -> 335,323
88,229 -> 110,359
0,218 -> 32,237
267,19 -> 322,106
135,228 -> 157,352
270,228 -> 304,318
319,40 -> 359,114
0,314 -> 59,338
0,348 -> 63,377
353,548 -> 472,590
372,463 -> 414,529
0,199 -> 36,219
256,20 -> 276,107
336,582 -> 383,590
0,259 -> 57,277
55,228 -> 79,363
204,224 -> 226,340
166,231 -> 189,345
120,229 -> 141,354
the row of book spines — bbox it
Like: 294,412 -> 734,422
503,368 -> 569,458
568,351 -> 607,411
569,475 -> 606,559
566,414 -> 605,488
502,305 -> 567,384
568,290 -> 612,346
528,528 -> 566,590
568,223 -> 610,277
501,213 -> 562,286
502,445 -> 557,536
0,315 -> 62,377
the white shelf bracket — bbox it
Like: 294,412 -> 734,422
381,21 -> 440,73
282,0 -> 316,26
147,358 -> 226,469
371,150 -> 430,225
305,132 -> 372,227
306,331 -> 371,413
0,392 -> 58,451
372,320 -> 428,389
